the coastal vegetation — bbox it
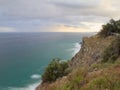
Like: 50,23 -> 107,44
36,19 -> 120,90
99,19 -> 120,37
39,61 -> 120,90
102,36 -> 120,63
42,58 -> 69,83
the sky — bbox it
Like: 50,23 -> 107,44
0,0 -> 120,32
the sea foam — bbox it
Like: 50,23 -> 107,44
68,43 -> 81,56
7,74 -> 41,90
73,43 -> 81,55
30,74 -> 41,79
8,82 -> 41,90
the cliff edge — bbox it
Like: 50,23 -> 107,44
36,34 -> 120,90
36,19 -> 120,90
69,35 -> 114,68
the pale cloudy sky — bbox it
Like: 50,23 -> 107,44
0,0 -> 120,32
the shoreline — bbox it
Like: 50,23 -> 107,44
8,82 -> 41,90
35,42 -> 81,90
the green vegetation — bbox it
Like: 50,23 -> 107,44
102,36 -> 120,63
115,58 -> 120,64
99,19 -> 120,37
38,19 -> 120,90
42,58 -> 69,83
83,72 -> 120,90
45,62 -> 120,90
64,68 -> 87,90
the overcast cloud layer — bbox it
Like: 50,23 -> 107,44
0,0 -> 120,32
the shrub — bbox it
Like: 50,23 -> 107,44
99,19 -> 120,37
102,36 -> 120,63
42,58 -> 69,83
83,74 -> 120,90
64,67 -> 87,90
115,58 -> 120,64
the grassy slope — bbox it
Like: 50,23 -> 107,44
36,35 -> 120,90
40,59 -> 120,90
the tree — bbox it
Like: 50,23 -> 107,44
42,58 -> 69,83
102,36 -> 120,63
99,19 -> 120,37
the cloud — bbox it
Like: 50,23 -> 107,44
0,26 -> 16,32
49,0 -> 100,8
0,0 -> 119,32
48,24 -> 100,32
0,0 -> 119,19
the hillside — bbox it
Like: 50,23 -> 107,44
36,19 -> 120,90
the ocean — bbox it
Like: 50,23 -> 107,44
0,32 -> 94,90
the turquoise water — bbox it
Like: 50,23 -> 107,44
0,32 -> 94,90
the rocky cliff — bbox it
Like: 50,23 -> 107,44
69,35 -> 114,68
36,34 -> 120,90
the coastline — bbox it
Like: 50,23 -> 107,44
8,82 -> 41,90
0,33 -> 91,90
35,42 -> 81,90
36,31 -> 120,90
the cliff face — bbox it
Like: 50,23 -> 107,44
36,35 -> 119,90
69,35 -> 114,68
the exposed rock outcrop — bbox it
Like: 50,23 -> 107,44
69,35 -> 114,68
36,34 -> 116,90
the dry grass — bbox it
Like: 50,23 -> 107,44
36,35 -> 120,90
37,62 -> 120,90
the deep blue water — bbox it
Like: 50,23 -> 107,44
0,32 -> 94,90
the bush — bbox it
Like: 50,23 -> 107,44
42,58 -> 69,83
102,36 -> 120,63
84,74 -> 120,90
99,19 -> 120,37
